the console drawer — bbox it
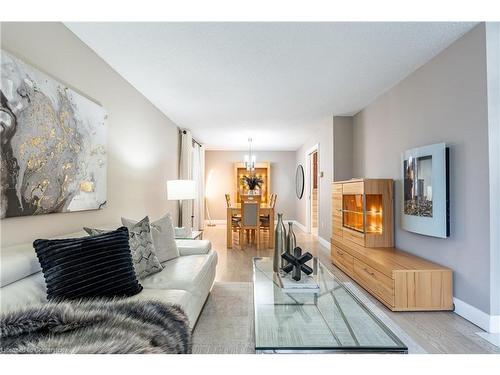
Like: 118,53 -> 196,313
342,228 -> 365,246
353,259 -> 394,306
332,245 -> 354,273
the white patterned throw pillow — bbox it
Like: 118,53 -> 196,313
120,216 -> 163,279
122,213 -> 179,263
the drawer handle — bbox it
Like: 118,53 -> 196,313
363,267 -> 375,276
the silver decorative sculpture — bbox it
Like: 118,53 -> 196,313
284,222 -> 296,268
282,247 -> 313,281
273,213 -> 287,272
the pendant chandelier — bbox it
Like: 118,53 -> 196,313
244,137 -> 256,171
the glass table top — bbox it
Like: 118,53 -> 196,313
252,257 -> 407,353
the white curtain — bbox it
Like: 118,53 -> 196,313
192,143 -> 205,230
179,130 -> 193,228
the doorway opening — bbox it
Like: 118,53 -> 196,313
309,149 -> 319,236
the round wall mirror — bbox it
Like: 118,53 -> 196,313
295,164 -> 305,199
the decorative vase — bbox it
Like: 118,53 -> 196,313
283,222 -> 296,268
273,213 -> 287,273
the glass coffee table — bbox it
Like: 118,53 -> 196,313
252,257 -> 407,353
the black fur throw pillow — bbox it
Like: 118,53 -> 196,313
34,227 -> 143,300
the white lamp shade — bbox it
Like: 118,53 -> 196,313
167,180 -> 196,200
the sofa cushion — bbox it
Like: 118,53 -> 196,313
0,231 -> 86,288
122,213 -> 179,263
1,243 -> 41,288
0,272 -> 47,314
140,251 -> 217,296
176,239 -> 212,256
34,227 -> 143,300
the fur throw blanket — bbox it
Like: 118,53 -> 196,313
0,299 -> 191,354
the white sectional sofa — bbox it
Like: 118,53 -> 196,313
0,230 -> 218,329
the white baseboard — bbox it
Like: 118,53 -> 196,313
318,236 -> 331,250
275,220 -> 306,231
291,221 -> 307,232
490,315 -> 500,333
285,221 -> 330,249
453,297 -> 500,333
476,332 -> 500,348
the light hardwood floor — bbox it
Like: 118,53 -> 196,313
204,224 -> 500,354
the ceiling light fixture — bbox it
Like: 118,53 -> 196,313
244,137 -> 256,172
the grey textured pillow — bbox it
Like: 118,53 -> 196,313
83,227 -> 108,236
84,218 -> 163,279
122,213 -> 179,263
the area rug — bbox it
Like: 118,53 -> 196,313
192,282 -> 255,354
192,281 -> 426,354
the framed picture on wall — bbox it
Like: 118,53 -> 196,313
0,50 -> 107,219
401,142 -> 450,238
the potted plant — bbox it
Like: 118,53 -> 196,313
241,175 -> 263,194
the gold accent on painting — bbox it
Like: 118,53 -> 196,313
80,181 -> 94,192
62,162 -> 73,170
30,137 -> 42,147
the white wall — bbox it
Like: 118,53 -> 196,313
295,117 -> 333,242
205,150 -> 296,221
333,116 -> 354,182
1,22 -> 180,247
352,24 -> 491,314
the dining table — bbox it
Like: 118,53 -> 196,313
226,204 -> 275,249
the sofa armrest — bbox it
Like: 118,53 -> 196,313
176,239 -> 212,256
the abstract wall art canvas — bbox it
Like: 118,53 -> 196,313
0,50 -> 107,218
401,142 -> 449,238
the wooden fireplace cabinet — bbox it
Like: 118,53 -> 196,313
331,179 -> 453,312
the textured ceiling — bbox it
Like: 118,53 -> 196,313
66,22 -> 477,150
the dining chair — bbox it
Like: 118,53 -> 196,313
225,193 -> 241,238
239,201 -> 261,249
259,193 -> 276,248
269,193 -> 277,208
260,193 -> 277,221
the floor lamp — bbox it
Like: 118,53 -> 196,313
205,197 -> 216,227
167,179 -> 196,235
